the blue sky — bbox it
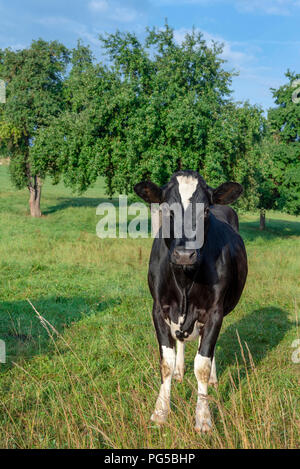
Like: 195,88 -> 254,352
0,0 -> 299,109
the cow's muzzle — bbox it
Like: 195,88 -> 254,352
171,246 -> 197,266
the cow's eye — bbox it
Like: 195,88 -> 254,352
204,207 -> 210,217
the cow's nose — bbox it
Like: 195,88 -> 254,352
172,247 -> 197,265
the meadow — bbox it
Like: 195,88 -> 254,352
0,164 -> 299,449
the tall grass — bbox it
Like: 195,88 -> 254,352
1,305 -> 298,448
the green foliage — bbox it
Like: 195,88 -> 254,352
258,71 -> 300,215
0,39 -> 69,188
37,25 -> 237,196
257,137 -> 300,214
32,42 -> 117,193
39,24 -> 267,210
205,102 -> 266,210
1,29 -> 298,218
269,70 -> 300,144
98,25 -> 234,193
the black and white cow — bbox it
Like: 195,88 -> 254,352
134,170 -> 248,433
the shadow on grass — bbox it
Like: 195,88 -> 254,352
43,195 -> 138,215
240,218 -> 300,242
44,199 -> 300,243
43,195 -> 300,242
0,295 -> 121,374
216,306 -> 293,391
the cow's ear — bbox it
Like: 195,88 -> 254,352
134,181 -> 163,204
212,182 -> 243,205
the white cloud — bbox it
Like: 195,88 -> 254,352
88,1 -> 139,22
0,41 -> 27,50
110,6 -> 138,22
89,1 -> 109,12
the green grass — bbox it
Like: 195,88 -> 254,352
0,165 -> 299,448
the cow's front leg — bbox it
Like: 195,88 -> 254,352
198,337 -> 217,388
151,344 -> 176,424
173,340 -> 185,382
194,310 -> 222,433
194,354 -> 212,433
151,309 -> 176,425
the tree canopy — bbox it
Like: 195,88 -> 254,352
0,26 -> 298,223
258,71 -> 300,216
34,25 -> 237,197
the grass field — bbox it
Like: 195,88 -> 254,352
0,165 -> 299,449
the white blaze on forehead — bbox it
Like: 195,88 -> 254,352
176,175 -> 198,210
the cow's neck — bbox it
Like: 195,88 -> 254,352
171,263 -> 196,292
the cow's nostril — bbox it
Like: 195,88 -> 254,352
174,250 -> 180,259
175,330 -> 182,339
189,250 -> 196,259
172,248 -> 197,265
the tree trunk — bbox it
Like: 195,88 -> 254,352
28,176 -> 42,217
259,209 -> 266,231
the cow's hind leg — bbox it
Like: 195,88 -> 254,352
151,308 -> 176,425
173,341 -> 185,382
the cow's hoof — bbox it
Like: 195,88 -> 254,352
150,410 -> 168,425
173,370 -> 184,382
195,420 -> 212,433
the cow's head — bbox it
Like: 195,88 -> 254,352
134,170 -> 243,267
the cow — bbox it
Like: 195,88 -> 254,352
134,170 -> 248,433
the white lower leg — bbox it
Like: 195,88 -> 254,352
194,354 -> 212,433
151,345 -> 175,425
174,341 -> 185,382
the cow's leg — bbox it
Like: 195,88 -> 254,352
208,354 -> 218,388
197,335 -> 217,388
173,340 -> 185,382
151,307 -> 176,425
194,310 -> 222,433
196,335 -> 217,388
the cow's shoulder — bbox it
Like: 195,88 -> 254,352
204,214 -> 246,272
210,204 -> 239,232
